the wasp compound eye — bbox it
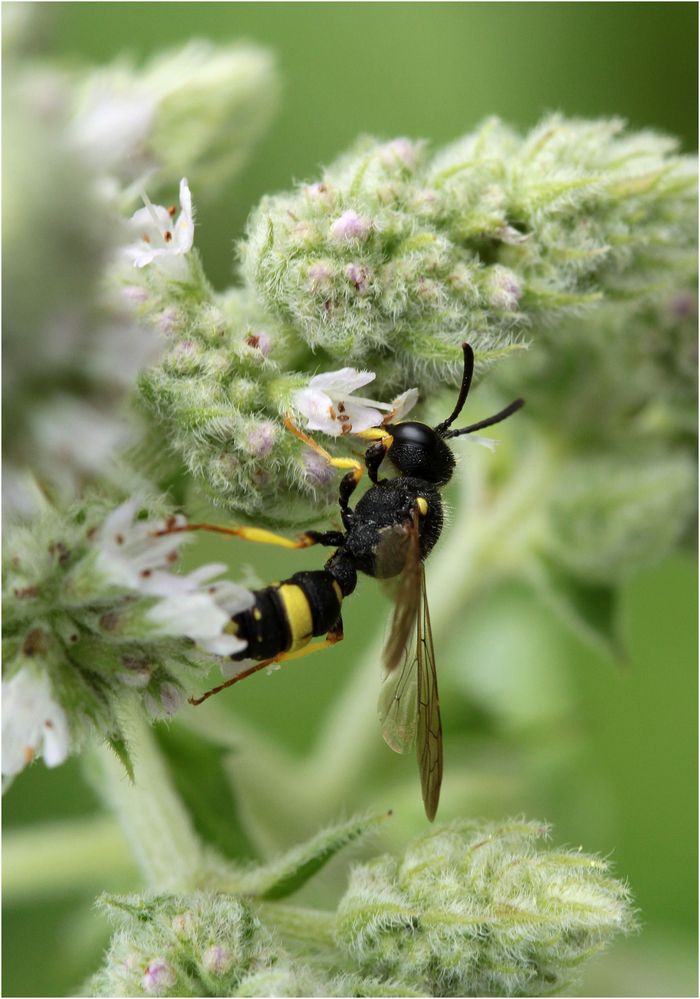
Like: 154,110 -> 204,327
385,422 -> 456,485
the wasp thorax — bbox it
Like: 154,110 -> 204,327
386,422 -> 456,485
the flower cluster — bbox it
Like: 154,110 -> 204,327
492,292 -> 698,591
4,21 -> 278,506
121,187 -> 419,516
120,119 -> 696,526
2,495 -> 253,778
336,820 -> 635,997
87,818 -> 634,997
242,119 -> 696,393
88,893 -> 288,998
72,40 -> 279,202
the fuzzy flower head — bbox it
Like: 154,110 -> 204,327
124,178 -> 194,270
3,495 -> 255,776
293,368 -> 418,436
88,892 -> 279,998
336,819 -> 635,997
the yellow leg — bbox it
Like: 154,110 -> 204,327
189,630 -> 344,706
150,522 -> 319,549
284,416 -> 364,475
356,427 -> 394,448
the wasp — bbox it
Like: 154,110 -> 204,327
155,344 -> 523,820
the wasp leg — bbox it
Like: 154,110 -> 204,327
357,428 -> 394,484
284,414 -> 365,530
151,522 -> 327,550
283,416 -> 363,475
189,620 -> 344,706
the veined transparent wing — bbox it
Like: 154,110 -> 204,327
380,508 -> 422,674
416,565 -> 443,821
378,645 -> 418,754
378,546 -> 444,820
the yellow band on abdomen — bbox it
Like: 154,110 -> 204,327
278,584 -> 314,652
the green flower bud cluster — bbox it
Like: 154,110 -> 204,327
543,452 -> 695,583
495,293 -> 697,586
72,40 -> 280,202
2,493 -> 247,777
3,59 -> 141,499
241,117 -> 696,392
131,278 -> 340,520
88,893 -> 286,998
88,818 -> 634,997
336,820 -> 635,997
4,22 -> 279,506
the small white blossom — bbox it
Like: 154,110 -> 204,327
293,369 -> 418,437
93,500 -> 255,656
2,667 -> 70,776
124,177 -> 194,270
93,498 -> 190,595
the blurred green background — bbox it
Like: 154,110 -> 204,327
4,3 -> 697,997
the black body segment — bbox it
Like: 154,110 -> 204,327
230,570 -> 343,661
343,477 -> 444,577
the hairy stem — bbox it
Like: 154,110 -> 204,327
91,695 -> 205,891
255,901 -> 337,948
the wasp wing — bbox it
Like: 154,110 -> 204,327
377,510 -> 444,820
379,508 -> 422,674
416,565 -> 443,821
378,644 -> 418,754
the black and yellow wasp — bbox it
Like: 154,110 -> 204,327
156,344 -> 523,820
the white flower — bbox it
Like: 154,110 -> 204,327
2,667 -> 70,776
292,369 -> 418,437
146,587 -> 251,657
124,177 -> 194,269
93,500 -> 255,656
93,498 -> 190,595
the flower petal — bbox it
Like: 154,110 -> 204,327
388,387 -> 420,423
308,368 -> 376,394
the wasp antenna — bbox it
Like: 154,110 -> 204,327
443,397 -> 525,439
434,342 -> 474,435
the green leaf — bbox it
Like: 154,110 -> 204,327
107,736 -> 135,783
239,812 -> 389,900
153,723 -> 256,863
526,554 -> 625,662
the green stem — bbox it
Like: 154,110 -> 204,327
92,695 -> 205,891
3,815 -> 135,902
255,901 -> 336,949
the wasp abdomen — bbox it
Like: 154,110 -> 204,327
230,570 -> 343,661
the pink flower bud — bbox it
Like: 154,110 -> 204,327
244,420 -> 277,457
122,285 -> 149,305
203,944 -> 232,976
486,266 -> 523,310
330,210 -> 371,243
245,331 -> 272,356
157,307 -> 181,333
142,958 -> 176,995
346,263 -> 372,295
379,137 -> 417,169
302,449 -> 334,486
308,261 -> 333,292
